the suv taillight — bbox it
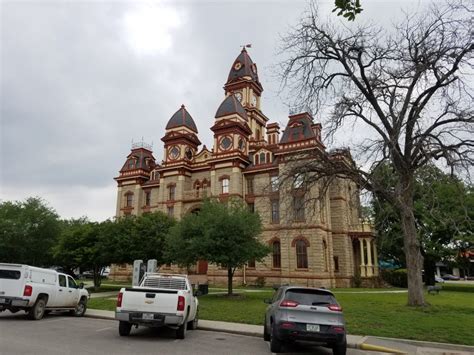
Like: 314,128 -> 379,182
23,285 -> 33,297
280,300 -> 299,307
177,296 -> 185,311
117,292 -> 123,307
328,304 -> 342,312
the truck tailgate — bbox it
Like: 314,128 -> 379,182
0,265 -> 24,298
121,287 -> 181,314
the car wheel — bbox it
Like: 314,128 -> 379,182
28,298 -> 46,320
187,308 -> 198,330
73,299 -> 87,317
270,322 -> 282,353
176,321 -> 187,339
118,321 -> 132,336
263,318 -> 270,341
332,339 -> 347,355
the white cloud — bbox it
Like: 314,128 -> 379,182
122,3 -> 185,55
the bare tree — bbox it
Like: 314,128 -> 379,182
279,1 -> 473,306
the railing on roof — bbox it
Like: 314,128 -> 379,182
131,139 -> 153,151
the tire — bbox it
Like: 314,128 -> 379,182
73,299 -> 87,317
118,321 -> 132,336
263,318 -> 270,341
176,322 -> 187,339
28,298 -> 46,320
332,339 -> 347,355
270,322 -> 282,353
187,308 -> 198,330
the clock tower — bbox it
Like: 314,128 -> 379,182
224,47 -> 268,145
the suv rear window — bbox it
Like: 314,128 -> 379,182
285,289 -> 337,306
0,270 -> 21,280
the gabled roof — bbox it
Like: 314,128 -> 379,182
165,105 -> 198,133
226,47 -> 260,85
215,94 -> 248,121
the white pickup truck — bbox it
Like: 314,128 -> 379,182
115,273 -> 199,339
0,263 -> 89,320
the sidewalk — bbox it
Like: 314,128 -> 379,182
85,309 -> 474,354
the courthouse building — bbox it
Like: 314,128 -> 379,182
113,48 -> 378,288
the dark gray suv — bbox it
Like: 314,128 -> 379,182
263,286 -> 346,354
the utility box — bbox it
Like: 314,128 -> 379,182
132,260 -> 143,286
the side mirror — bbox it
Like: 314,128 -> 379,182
79,282 -> 84,289
263,298 -> 272,304
193,290 -> 202,297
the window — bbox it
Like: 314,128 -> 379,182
293,196 -> 305,221
296,240 -> 308,269
58,275 -> 67,287
248,259 -> 256,268
293,174 -> 304,189
270,176 -> 279,191
271,200 -> 279,223
248,203 -> 255,213
0,270 -> 21,279
334,256 -> 339,272
222,178 -> 229,194
167,206 -> 174,218
247,178 -> 254,195
127,159 -> 135,169
260,152 -> 266,164
67,276 -> 77,289
272,241 -> 281,268
126,193 -> 133,207
323,240 -> 328,271
169,185 -> 175,200
145,191 -> 151,206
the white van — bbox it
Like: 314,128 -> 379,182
0,263 -> 89,320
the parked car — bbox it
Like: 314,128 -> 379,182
0,263 -> 89,320
263,286 -> 346,354
435,276 -> 445,283
442,274 -> 460,281
115,273 -> 199,339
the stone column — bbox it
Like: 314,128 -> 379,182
359,238 -> 366,277
373,241 -> 379,276
366,238 -> 373,277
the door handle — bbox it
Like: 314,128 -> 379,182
59,289 -> 63,292
68,290 -> 72,293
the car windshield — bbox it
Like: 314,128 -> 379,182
285,289 -> 337,306
0,269 -> 21,280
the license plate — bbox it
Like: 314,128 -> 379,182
0,298 -> 5,304
142,313 -> 154,320
306,324 -> 320,332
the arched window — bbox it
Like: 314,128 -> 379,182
221,178 -> 229,194
266,153 -> 271,163
260,152 -> 265,164
125,192 -> 133,207
255,154 -> 259,164
295,239 -> 308,269
272,241 -> 281,268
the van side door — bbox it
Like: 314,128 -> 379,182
66,276 -> 80,307
55,274 -> 69,307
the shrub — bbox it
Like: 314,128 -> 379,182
381,268 -> 408,288
254,276 -> 265,288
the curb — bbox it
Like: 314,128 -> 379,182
374,336 -> 474,353
197,325 -> 262,338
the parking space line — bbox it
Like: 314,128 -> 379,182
96,327 -> 113,332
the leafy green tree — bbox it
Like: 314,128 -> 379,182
373,165 -> 473,285
333,0 -> 363,21
167,199 -> 270,295
0,197 -> 61,266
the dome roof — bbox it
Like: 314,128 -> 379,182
226,47 -> 260,84
215,94 -> 248,121
165,105 -> 198,133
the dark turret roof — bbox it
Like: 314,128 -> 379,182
280,113 -> 316,144
215,94 -> 248,121
226,47 -> 260,84
165,105 -> 198,133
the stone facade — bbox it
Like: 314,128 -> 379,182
113,48 -> 378,287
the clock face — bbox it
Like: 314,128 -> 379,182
169,146 -> 180,160
251,94 -> 257,107
220,136 -> 232,151
234,61 -> 242,70
185,147 -> 193,160
235,92 -> 243,102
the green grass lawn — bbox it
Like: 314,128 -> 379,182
88,288 -> 474,345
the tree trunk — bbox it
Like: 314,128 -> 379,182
227,267 -> 233,296
399,176 -> 425,306
423,253 -> 436,286
93,265 -> 102,288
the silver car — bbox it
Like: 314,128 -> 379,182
264,286 -> 346,354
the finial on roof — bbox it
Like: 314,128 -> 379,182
181,104 -> 185,108
240,44 -> 252,52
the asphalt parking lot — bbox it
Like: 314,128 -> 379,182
0,311 -> 378,355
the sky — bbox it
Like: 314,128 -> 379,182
0,0 -> 430,221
